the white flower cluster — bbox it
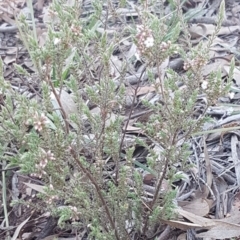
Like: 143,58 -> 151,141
32,112 -> 49,132
183,56 -> 207,71
144,36 -> 154,48
136,25 -> 154,54
31,148 -> 55,179
201,80 -> 208,90
159,41 -> 171,52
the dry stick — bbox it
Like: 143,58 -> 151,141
117,65 -> 147,183
70,149 -> 120,240
157,225 -> 171,240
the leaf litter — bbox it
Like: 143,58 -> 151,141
2,0 -> 240,239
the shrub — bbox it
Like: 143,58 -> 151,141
0,0 -> 233,239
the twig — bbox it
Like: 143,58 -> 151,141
156,225 -> 171,240
45,61 -> 70,134
142,128 -> 178,236
70,149 -> 120,240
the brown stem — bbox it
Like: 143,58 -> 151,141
70,149 -> 120,240
142,133 -> 176,236
156,60 -> 172,118
117,65 -> 147,183
46,72 -> 69,134
151,148 -> 173,208
49,81 -> 70,134
44,61 -> 69,134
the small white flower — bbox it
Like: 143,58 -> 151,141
228,92 -> 235,99
201,80 -> 208,90
137,25 -> 144,33
33,112 -> 49,132
161,42 -> 167,49
144,37 -> 154,48
54,38 -> 61,45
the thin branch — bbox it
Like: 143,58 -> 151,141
44,61 -> 70,134
70,149 -> 120,240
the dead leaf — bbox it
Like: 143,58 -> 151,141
23,60 -> 35,71
196,221 -> 240,239
3,55 -> 16,65
201,60 -> 228,77
162,219 -> 202,231
176,207 -> 240,239
232,4 -> 240,15
57,90 -> 77,117
43,5 -> 59,24
50,89 -> 77,129
203,138 -> 213,198
181,198 -> 210,217
125,124 -> 142,132
6,47 -> 17,54
233,192 -> 240,211
37,27 -> 48,47
2,13 -> 17,26
176,208 -> 215,227
89,107 -> 118,128
42,235 -> 58,240
35,0 -> 45,11
11,216 -> 31,240
189,24 -> 240,38
125,43 -> 137,60
220,205 -> 240,224
177,233 -> 186,240
223,66 -> 240,85
231,135 -> 240,185
23,182 -> 45,194
110,55 -> 122,78
189,24 -> 207,39
126,85 -> 156,96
